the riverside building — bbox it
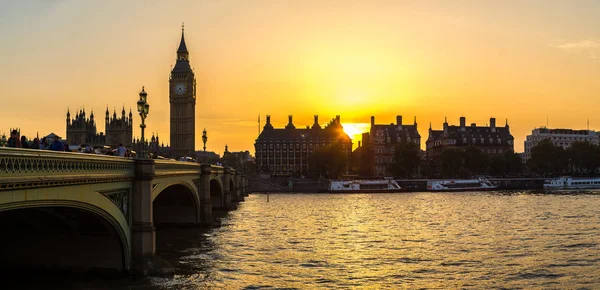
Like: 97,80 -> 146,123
254,115 -> 352,176
364,116 -> 421,176
426,117 -> 514,159
522,128 -> 598,162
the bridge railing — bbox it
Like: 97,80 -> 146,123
210,165 -> 224,175
154,160 -> 201,177
0,148 -> 135,190
153,161 -> 231,176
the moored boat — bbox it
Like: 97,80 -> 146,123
329,178 -> 404,193
543,176 -> 600,190
427,178 -> 496,192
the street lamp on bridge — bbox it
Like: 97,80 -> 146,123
136,86 -> 150,158
202,128 -> 207,152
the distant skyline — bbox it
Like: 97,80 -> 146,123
1,0 -> 599,153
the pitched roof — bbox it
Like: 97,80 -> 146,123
371,124 -> 421,144
172,60 -> 192,73
257,127 -> 350,141
427,125 -> 514,145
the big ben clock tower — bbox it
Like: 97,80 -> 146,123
169,25 -> 196,158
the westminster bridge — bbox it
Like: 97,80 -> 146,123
0,147 -> 248,274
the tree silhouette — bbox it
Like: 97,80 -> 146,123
389,142 -> 421,178
528,139 -> 568,177
309,144 -> 348,179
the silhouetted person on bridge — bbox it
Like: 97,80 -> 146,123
20,136 -> 29,149
7,130 -> 20,148
118,143 -> 126,157
30,138 -> 40,149
49,138 -> 64,151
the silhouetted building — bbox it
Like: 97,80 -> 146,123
66,108 -> 105,146
169,26 -> 196,159
523,127 -> 599,162
105,107 -> 133,148
133,133 -> 172,158
196,150 -> 220,164
223,149 -> 252,174
254,115 -> 352,176
66,107 -> 132,148
426,117 -> 514,159
364,115 -> 421,176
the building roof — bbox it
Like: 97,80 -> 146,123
371,123 -> 421,143
172,60 -> 192,73
532,127 -> 595,135
256,116 -> 351,142
257,127 -> 350,141
427,124 -> 514,146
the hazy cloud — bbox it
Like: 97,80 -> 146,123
556,39 -> 600,50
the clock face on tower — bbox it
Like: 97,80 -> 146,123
174,83 -> 187,95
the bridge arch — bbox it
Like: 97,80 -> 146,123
0,189 -> 131,271
152,181 -> 199,225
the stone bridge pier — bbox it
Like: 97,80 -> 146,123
0,148 -> 250,275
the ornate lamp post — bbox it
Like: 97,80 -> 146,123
136,86 -> 150,158
202,128 -> 207,152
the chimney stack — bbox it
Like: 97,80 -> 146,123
266,115 -> 271,124
286,115 -> 296,129
314,115 -> 318,124
371,116 -> 375,126
490,117 -> 496,128
336,115 -> 341,123
460,117 -> 466,127
358,141 -> 361,147
396,115 -> 403,126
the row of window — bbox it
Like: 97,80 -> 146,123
375,156 -> 393,164
529,136 -> 595,142
257,143 -> 349,150
431,139 -> 512,147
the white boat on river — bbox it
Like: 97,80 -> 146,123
427,178 -> 496,192
543,176 -> 600,190
329,179 -> 404,193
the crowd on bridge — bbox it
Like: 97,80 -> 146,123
3,129 -> 132,157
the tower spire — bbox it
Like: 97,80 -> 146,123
177,23 -> 189,56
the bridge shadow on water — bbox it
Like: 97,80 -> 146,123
0,209 -> 232,289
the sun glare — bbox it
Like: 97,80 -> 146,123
342,123 -> 370,149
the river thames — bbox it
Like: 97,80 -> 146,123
16,192 -> 600,289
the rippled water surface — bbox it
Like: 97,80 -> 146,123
18,192 -> 600,289
147,192 -> 600,289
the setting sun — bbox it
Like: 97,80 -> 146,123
342,123 -> 370,149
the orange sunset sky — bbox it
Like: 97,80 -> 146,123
1,0 -> 599,154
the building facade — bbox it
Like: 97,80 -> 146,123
365,115 -> 421,176
254,115 -> 352,176
426,117 -> 514,159
169,26 -> 196,159
66,107 -> 133,148
522,128 -> 599,162
105,107 -> 133,148
66,109 -> 105,146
